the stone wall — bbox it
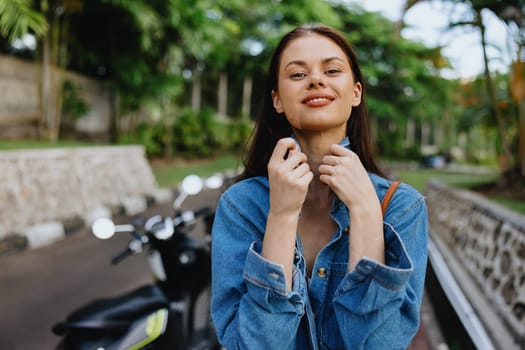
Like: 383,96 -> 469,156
0,55 -> 40,122
425,181 -> 525,348
0,54 -> 111,139
0,146 -> 171,250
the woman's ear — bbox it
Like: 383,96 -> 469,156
271,90 -> 284,113
351,82 -> 363,106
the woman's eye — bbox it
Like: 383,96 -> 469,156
290,72 -> 307,79
326,68 -> 341,75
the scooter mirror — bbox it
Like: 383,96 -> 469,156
205,175 -> 223,189
181,174 -> 203,195
92,217 -> 116,240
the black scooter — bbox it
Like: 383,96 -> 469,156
52,174 -> 224,350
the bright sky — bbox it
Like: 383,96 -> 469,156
345,0 -> 512,79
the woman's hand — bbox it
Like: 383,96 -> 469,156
318,144 -> 378,212
318,144 -> 384,269
264,138 -> 313,289
267,137 -> 313,217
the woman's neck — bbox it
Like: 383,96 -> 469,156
296,133 -> 340,209
295,130 -> 344,170
294,129 -> 345,157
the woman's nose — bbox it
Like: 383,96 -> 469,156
309,73 -> 325,88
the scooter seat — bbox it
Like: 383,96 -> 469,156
52,284 -> 169,335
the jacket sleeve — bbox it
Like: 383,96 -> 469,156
210,190 -> 307,350
333,190 -> 428,350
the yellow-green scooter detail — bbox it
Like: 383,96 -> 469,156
117,308 -> 168,350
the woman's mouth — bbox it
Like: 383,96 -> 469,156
302,95 -> 334,107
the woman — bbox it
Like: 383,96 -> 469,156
211,23 -> 428,350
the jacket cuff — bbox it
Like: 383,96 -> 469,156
242,241 -> 306,314
337,223 -> 413,295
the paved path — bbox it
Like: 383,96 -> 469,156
0,188 -> 221,350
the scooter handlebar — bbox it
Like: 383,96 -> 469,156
110,206 -> 213,264
193,207 -> 212,218
111,233 -> 146,264
111,248 -> 132,265
173,207 -> 211,228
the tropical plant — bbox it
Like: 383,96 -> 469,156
0,0 -> 47,41
0,0 -> 454,162
402,0 -> 525,178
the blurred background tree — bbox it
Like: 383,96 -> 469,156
403,0 -> 525,181
0,0 -> 523,184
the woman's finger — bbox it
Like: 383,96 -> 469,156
329,143 -> 352,156
269,137 -> 297,163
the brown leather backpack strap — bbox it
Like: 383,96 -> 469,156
381,181 -> 401,216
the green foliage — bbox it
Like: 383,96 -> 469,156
396,167 -> 499,192
0,0 -> 48,42
152,154 -> 241,188
119,121 -> 167,157
490,196 -> 525,214
118,110 -> 251,158
172,107 -> 219,157
379,135 -> 423,161
0,0 -> 482,163
61,80 -> 89,120
0,139 -> 101,150
215,118 -> 252,152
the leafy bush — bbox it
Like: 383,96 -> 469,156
377,135 -> 414,160
215,118 -> 252,152
119,122 -> 167,157
118,108 -> 252,158
62,80 -> 89,120
172,107 -> 219,157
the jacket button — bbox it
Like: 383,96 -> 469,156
317,267 -> 327,278
344,226 -> 349,234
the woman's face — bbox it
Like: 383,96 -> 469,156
272,34 -> 362,135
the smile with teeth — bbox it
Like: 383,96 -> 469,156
308,98 -> 330,103
303,96 -> 333,106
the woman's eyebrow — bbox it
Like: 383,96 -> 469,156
284,56 -> 346,69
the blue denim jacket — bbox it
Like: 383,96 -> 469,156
211,172 -> 428,350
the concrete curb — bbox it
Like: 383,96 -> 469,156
0,169 -> 241,257
0,187 -> 174,255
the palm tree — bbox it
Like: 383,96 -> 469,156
0,0 -> 47,42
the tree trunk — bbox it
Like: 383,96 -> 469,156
109,89 -> 119,143
518,97 -> 525,178
406,119 -> 415,147
38,35 -> 62,142
192,71 -> 201,112
242,75 -> 252,120
421,121 -> 430,147
38,30 -> 52,140
37,3 -> 66,142
218,72 -> 228,119
478,10 -> 513,172
510,56 -> 525,178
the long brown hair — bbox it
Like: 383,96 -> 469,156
238,23 -> 385,181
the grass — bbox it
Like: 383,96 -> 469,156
490,196 -> 525,214
395,168 -> 500,193
396,166 -> 525,214
0,139 -> 106,150
150,154 -> 242,188
0,138 -> 241,188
